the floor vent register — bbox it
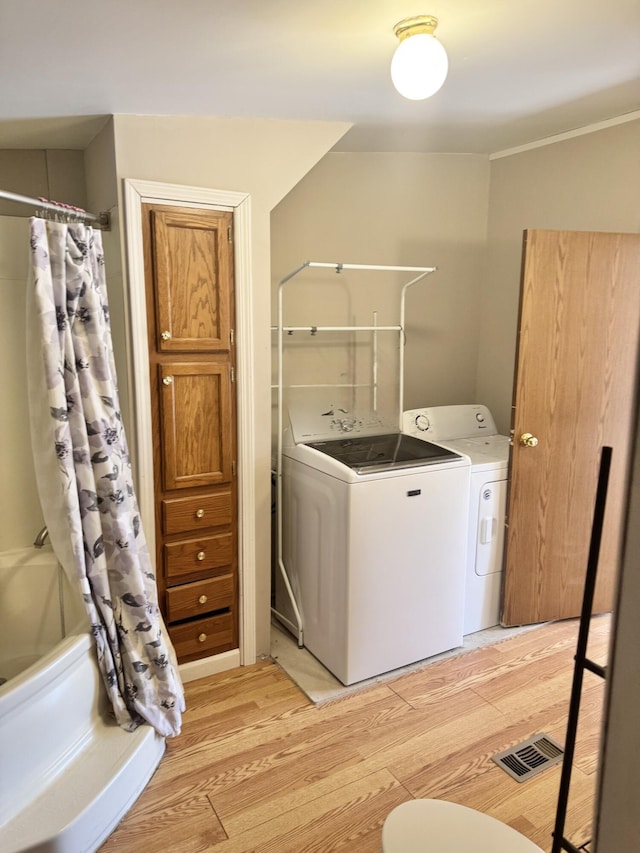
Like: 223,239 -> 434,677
491,733 -> 564,782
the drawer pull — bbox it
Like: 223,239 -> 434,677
161,330 -> 171,341
162,376 -> 173,386
198,632 -> 207,643
195,508 -> 205,519
198,594 -> 208,605
196,550 -> 206,561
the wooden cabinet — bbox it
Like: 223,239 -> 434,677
142,203 -> 238,664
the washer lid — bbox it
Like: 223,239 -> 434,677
306,432 -> 463,474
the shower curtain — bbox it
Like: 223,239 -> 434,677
26,217 -> 185,737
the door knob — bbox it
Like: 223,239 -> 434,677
519,432 -> 539,447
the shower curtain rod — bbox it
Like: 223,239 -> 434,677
0,189 -> 111,230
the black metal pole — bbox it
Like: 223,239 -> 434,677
551,446 -> 612,853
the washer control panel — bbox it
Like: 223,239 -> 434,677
288,403 -> 396,444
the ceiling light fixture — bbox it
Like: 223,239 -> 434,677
391,15 -> 448,100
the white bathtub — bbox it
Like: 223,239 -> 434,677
0,546 -> 85,681
0,548 -> 165,852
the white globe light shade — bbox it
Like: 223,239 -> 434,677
391,33 -> 448,100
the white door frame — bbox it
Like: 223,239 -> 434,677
122,178 -> 256,674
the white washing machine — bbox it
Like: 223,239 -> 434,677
276,403 -> 471,685
403,405 -> 510,634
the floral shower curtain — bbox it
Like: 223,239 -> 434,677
26,217 -> 184,737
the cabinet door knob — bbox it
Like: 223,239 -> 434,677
196,551 -> 206,561
198,594 -> 208,605
162,376 -> 173,386
198,632 -> 207,643
161,330 -> 171,341
195,508 -> 205,519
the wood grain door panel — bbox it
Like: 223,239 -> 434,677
152,208 -> 232,353
503,230 -> 640,626
159,362 -> 232,490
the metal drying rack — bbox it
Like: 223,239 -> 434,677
271,260 -> 436,646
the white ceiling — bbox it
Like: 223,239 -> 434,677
0,0 -> 639,153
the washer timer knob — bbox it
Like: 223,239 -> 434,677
415,413 -> 430,432
475,411 -> 485,423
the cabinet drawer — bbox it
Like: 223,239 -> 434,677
169,612 -> 235,662
166,575 -> 233,622
164,532 -> 233,581
162,492 -> 232,535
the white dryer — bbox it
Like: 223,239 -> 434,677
276,403 -> 471,685
403,405 -> 510,634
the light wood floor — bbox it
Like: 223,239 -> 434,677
100,614 -> 610,853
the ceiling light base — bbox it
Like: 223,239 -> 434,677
393,15 -> 439,42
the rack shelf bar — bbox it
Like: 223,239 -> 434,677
271,325 -> 402,332
271,383 -> 373,390
307,262 -> 436,273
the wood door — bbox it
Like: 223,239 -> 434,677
502,229 -> 640,626
151,207 -> 232,352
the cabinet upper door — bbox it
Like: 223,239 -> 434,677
152,208 -> 233,352
159,362 -> 233,490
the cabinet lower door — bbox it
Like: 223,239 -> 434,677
159,362 -> 232,490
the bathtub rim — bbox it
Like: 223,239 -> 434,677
0,630 -> 93,718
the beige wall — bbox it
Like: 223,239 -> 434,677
271,151 -> 490,422
84,120 -> 128,434
0,216 -> 40,549
0,151 -> 89,550
0,149 -> 87,218
596,391 -> 640,852
478,118 -> 640,434
111,114 -> 351,655
84,117 -> 118,213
